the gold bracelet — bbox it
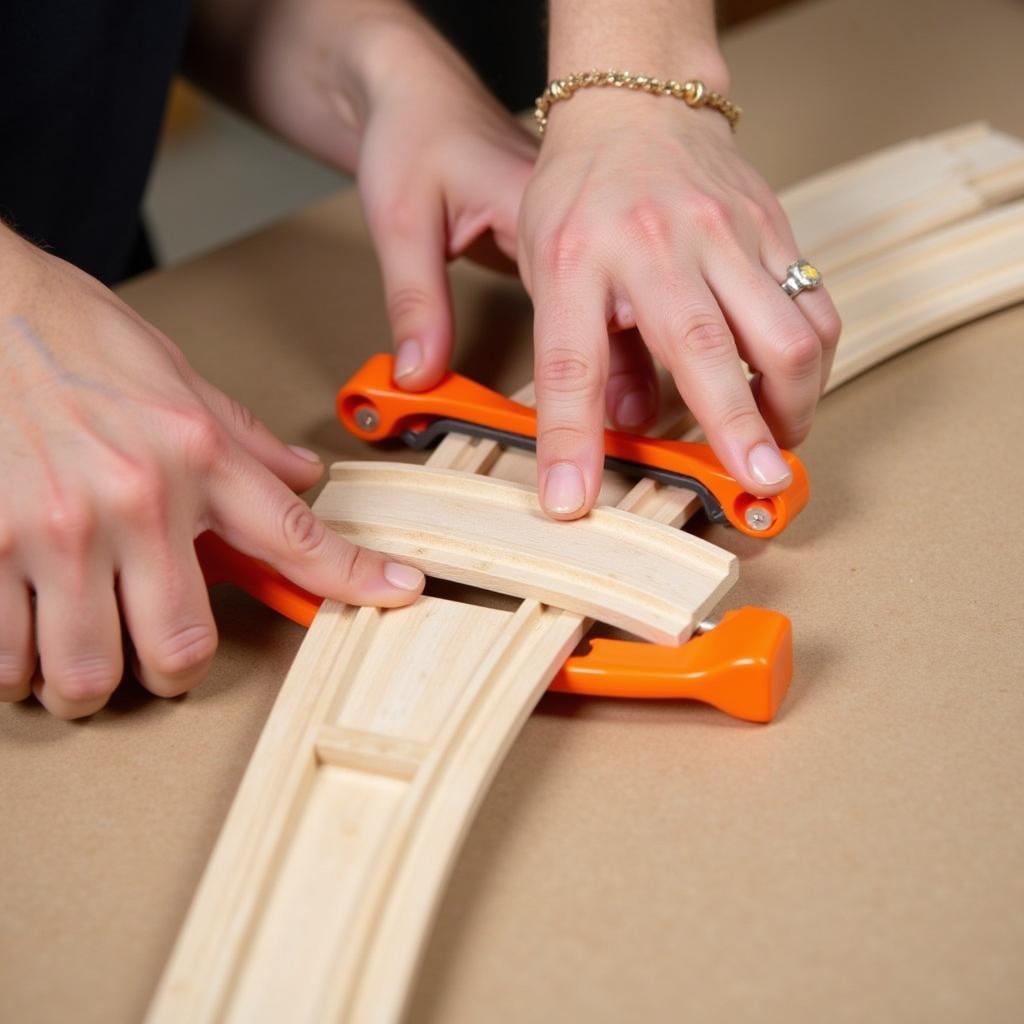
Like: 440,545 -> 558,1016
534,69 -> 741,135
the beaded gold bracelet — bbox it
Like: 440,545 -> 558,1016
534,69 -> 741,135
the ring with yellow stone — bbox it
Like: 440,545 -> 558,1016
781,259 -> 824,297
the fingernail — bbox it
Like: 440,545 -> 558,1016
615,389 -> 654,428
748,443 -> 792,487
394,339 -> 422,380
384,561 -> 425,591
544,462 -> 586,515
288,444 -> 322,463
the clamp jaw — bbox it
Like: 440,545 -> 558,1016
336,354 -> 810,539
196,532 -> 792,723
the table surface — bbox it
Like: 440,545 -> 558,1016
2,0 -> 1023,1021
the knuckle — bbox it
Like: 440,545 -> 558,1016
333,541 -> 375,587
742,196 -> 773,234
103,460 -> 167,525
173,406 -> 228,472
686,194 -> 733,237
387,285 -> 434,327
43,494 -> 96,553
148,622 -> 217,683
370,196 -> 419,238
781,414 -> 815,448
776,330 -> 822,379
538,222 -> 589,277
538,421 -> 593,456
716,402 -> 764,436
52,654 -> 120,703
281,501 -> 328,558
224,396 -> 259,437
623,201 -> 673,249
677,313 -> 735,364
536,346 -> 602,400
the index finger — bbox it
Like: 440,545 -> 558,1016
531,272 -> 610,519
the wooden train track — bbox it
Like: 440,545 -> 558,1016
826,198 -> 1024,390
148,127 -> 1024,1024
780,122 -> 1024,273
148,414 -> 720,1024
316,461 -> 735,644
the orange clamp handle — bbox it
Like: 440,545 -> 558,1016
550,607 -> 792,723
336,354 -> 808,539
195,533 -> 792,721
196,532 -> 321,629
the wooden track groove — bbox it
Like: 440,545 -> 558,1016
780,123 -> 1024,273
826,199 -> 1024,391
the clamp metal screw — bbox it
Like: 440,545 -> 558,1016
354,406 -> 380,432
744,506 -> 773,532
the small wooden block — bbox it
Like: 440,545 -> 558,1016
315,461 -> 737,645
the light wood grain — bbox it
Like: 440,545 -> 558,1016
315,461 -> 735,644
780,123 -> 1024,273
826,198 -> 1024,391
148,408 -> 724,1024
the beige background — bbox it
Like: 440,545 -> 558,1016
2,0 -> 1023,1021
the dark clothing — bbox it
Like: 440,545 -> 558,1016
0,1 -> 543,286
418,1 -> 545,115
0,1 -> 191,283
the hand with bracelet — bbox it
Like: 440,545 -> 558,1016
193,0 -> 839,513
517,0 -> 841,518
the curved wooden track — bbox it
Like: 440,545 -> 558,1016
781,122 -> 1024,273
317,461 -> 735,644
148,127 -> 1024,1024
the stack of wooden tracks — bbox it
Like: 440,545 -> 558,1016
147,123 -> 1024,1024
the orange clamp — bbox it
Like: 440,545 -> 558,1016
337,354 -> 809,539
550,607 -> 792,723
196,532 -> 321,629
195,533 -> 792,721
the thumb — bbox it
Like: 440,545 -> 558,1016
209,457 -> 425,607
365,192 -> 453,392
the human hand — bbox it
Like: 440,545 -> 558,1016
188,0 -> 535,384
349,11 -> 537,390
0,230 -> 424,719
517,90 -> 841,518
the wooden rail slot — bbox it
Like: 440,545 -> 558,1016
780,123 -> 1024,273
826,199 -> 1024,391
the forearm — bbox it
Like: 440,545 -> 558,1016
547,0 -> 729,100
183,0 -> 481,173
